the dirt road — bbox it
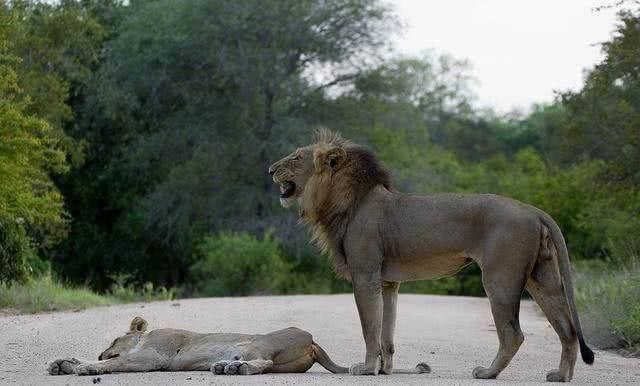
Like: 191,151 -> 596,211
1,294 -> 638,385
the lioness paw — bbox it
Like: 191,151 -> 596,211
546,369 -> 570,382
48,358 -> 80,375
211,361 -> 229,375
225,361 -> 249,375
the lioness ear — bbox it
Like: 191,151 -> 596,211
129,316 -> 148,334
314,146 -> 346,172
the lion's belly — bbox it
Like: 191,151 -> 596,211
168,340 -> 251,371
382,253 -> 472,282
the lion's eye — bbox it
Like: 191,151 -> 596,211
292,155 -> 301,161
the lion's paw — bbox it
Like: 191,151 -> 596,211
380,354 -> 393,374
546,369 -> 570,382
211,361 -> 229,375
75,363 -> 101,376
472,366 -> 497,379
225,361 -> 249,375
379,367 -> 392,375
48,358 -> 80,375
349,361 -> 379,376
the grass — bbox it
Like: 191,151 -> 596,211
0,274 -> 179,315
573,244 -> 640,356
0,274 -> 117,314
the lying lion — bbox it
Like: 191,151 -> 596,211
269,130 -> 594,382
48,317 -> 430,376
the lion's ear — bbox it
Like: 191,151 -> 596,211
129,316 -> 148,334
314,146 -> 346,172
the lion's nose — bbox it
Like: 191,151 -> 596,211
268,166 -> 276,176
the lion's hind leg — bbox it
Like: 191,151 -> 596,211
472,287 -> 525,380
213,359 -> 273,375
526,257 -> 578,382
473,241 -> 529,380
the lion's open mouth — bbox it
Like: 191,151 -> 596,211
279,181 -> 296,199
98,353 -> 119,360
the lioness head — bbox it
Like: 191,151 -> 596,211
98,316 -> 148,360
268,130 -> 348,208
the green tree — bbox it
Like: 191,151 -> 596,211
6,0 -> 114,164
57,0 -> 396,288
0,6 -> 68,284
560,9 -> 640,186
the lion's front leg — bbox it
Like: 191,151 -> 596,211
381,281 -> 400,374
91,351 -> 168,374
52,351 -> 168,375
48,358 -> 109,376
350,272 -> 383,376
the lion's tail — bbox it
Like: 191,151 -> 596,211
539,213 -> 595,365
390,362 -> 431,374
312,342 -> 431,375
311,342 -> 349,374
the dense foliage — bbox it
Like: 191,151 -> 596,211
0,0 -> 638,319
190,232 -> 288,297
0,5 -> 69,284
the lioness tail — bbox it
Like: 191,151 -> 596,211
312,342 -> 349,374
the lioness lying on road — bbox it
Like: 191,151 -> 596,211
48,317 -> 430,376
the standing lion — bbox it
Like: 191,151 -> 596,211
268,130 -> 594,382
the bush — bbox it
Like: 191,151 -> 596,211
278,251 -> 353,295
401,264 -> 485,296
107,273 -> 180,302
189,232 -> 290,296
0,216 -> 33,285
574,237 -> 640,354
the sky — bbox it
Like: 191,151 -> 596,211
391,0 -> 622,112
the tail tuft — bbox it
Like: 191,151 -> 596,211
415,362 -> 431,373
579,337 -> 595,365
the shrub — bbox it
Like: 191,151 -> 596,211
189,232 -> 289,296
278,251 -> 353,295
574,237 -> 640,354
401,264 -> 485,296
0,216 -> 33,285
107,273 -> 179,302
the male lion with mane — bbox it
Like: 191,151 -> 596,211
268,130 -> 594,382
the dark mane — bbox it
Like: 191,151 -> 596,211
346,145 -> 393,192
301,138 -> 392,280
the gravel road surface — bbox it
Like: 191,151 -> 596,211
1,294 -> 638,385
